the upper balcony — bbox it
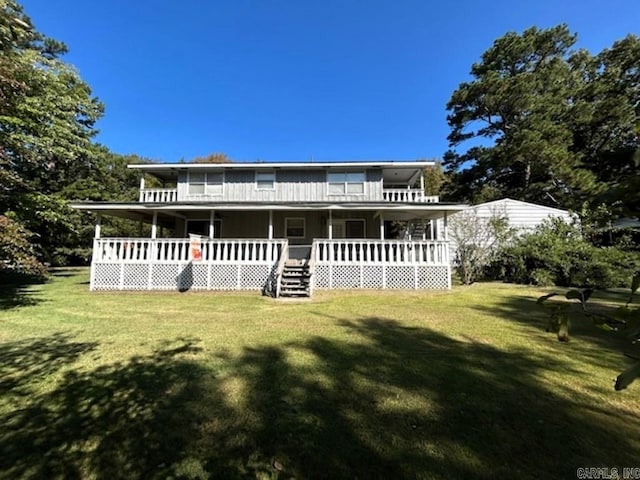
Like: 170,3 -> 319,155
139,186 -> 438,204
382,189 -> 439,203
140,188 -> 178,203
133,161 -> 440,204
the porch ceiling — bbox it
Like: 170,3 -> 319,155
71,201 -> 467,221
72,206 -> 184,226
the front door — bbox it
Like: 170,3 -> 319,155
345,219 -> 365,238
333,219 -> 365,239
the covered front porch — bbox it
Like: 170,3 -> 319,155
89,237 -> 451,293
76,202 -> 464,294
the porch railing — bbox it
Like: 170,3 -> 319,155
93,238 -> 286,263
139,188 -> 178,203
382,189 -> 439,203
313,239 -> 449,265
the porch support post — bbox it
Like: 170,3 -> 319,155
443,212 -> 449,240
91,214 -> 102,292
379,213 -> 384,240
268,210 -> 273,239
209,210 -> 215,239
420,171 -> 425,198
328,210 -> 333,239
151,211 -> 158,239
430,219 -> 435,240
94,214 -> 102,239
422,219 -> 426,240
139,175 -> 145,202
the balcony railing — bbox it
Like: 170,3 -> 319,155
382,189 -> 438,203
139,188 -> 178,203
137,187 -> 436,203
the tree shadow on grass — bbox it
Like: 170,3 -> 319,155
0,332 -> 99,397
49,268 -> 84,278
225,316 -> 640,479
0,334 -> 226,480
2,322 -> 639,479
0,273 -> 46,310
472,291 -> 637,369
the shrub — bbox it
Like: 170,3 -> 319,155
491,218 -> 640,288
531,269 -> 555,287
449,207 -> 515,284
50,247 -> 92,267
0,215 -> 47,279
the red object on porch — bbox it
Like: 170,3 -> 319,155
189,235 -> 202,261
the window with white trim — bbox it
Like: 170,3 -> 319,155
188,171 -> 223,196
285,217 -> 305,238
327,171 -> 365,195
256,171 -> 275,190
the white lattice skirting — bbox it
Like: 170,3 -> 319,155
91,262 -> 277,291
313,264 -> 450,290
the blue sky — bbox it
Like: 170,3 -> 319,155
21,0 -> 640,163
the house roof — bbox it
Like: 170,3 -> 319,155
471,198 -> 571,216
129,160 -> 435,185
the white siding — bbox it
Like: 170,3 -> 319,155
460,198 -> 573,231
446,198 -> 574,263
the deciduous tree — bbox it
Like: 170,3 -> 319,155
0,0 -> 103,267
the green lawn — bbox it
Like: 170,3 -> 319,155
1,268 -> 638,480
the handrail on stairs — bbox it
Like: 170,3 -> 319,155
274,241 -> 289,298
308,241 -> 317,296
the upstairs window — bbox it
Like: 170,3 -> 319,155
188,171 -> 223,196
328,171 -> 365,195
256,171 -> 275,190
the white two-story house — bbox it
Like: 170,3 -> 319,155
71,160 -> 466,296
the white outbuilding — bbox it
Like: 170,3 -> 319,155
444,198 -> 575,264
459,198 -> 574,231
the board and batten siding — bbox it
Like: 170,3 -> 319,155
176,169 -> 383,202
177,211 -> 381,243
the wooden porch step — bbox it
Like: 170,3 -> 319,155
280,290 -> 310,297
279,262 -> 312,298
282,283 -> 310,289
282,272 -> 310,278
285,259 -> 307,267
